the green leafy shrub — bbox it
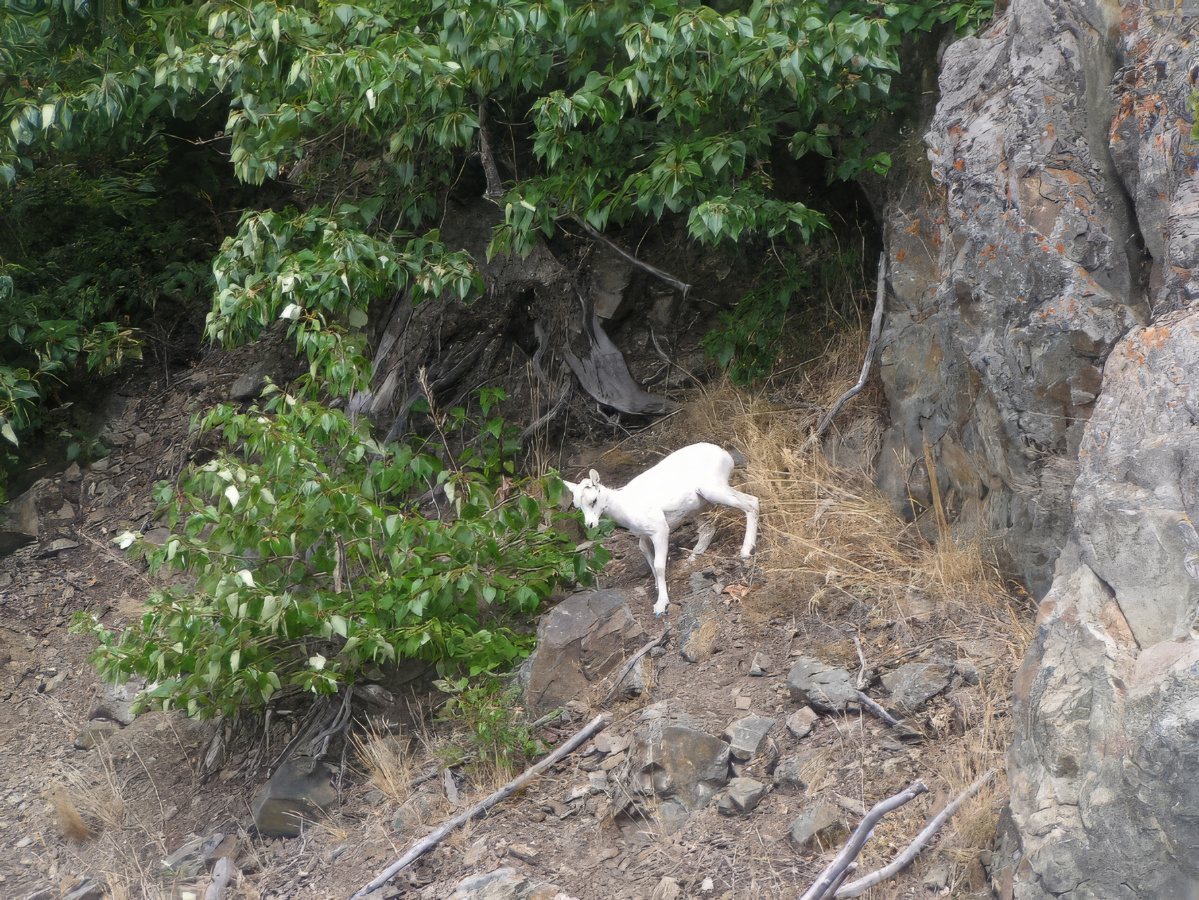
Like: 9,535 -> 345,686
73,385 -> 609,718
434,675 -> 544,774
704,241 -> 870,383
0,158 -> 215,447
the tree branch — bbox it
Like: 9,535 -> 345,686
349,713 -> 611,898
803,252 -> 887,452
577,221 -> 692,300
835,769 -> 998,897
798,780 -> 928,900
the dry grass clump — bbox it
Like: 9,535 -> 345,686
45,755 -> 126,842
351,725 -> 416,804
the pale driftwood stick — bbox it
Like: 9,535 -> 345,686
798,780 -> 928,900
853,636 -> 870,690
825,862 -> 857,899
803,253 -> 887,452
350,713 -> 611,898
578,221 -> 692,300
602,627 -> 671,708
204,857 -> 235,900
835,769 -> 998,898
856,690 -> 902,729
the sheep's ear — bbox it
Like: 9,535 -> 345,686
562,480 -> 578,493
589,469 -> 601,484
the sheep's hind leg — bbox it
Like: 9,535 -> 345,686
698,485 -> 759,559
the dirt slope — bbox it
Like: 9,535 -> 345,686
0,341 -> 1030,900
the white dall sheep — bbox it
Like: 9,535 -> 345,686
564,443 -> 759,616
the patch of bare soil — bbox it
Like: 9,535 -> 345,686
0,335 -> 1032,900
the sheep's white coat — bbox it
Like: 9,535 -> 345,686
564,443 -> 759,616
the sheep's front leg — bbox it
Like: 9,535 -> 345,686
644,525 -> 672,616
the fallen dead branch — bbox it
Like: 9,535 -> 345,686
603,626 -> 671,707
856,690 -> 901,728
799,780 -> 928,900
835,768 -> 999,897
803,252 -> 887,452
349,713 -> 611,898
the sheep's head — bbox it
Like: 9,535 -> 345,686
563,470 -> 604,528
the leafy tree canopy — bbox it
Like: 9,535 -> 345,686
6,0 -> 989,712
1,0 -> 988,437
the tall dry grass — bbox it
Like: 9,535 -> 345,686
647,330 -> 1030,894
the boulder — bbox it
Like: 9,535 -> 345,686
0,486 -> 40,556
1000,312 -> 1199,899
251,758 -> 339,837
630,718 -> 730,810
881,663 -> 951,714
516,590 -> 648,715
785,658 -> 856,712
676,595 -> 721,663
785,707 -> 818,739
772,753 -> 806,790
722,715 -> 776,761
718,778 -> 767,816
788,802 -> 848,850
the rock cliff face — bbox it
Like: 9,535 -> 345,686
876,0 -> 1199,895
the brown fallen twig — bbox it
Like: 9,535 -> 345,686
349,713 -> 611,898
602,627 -> 671,707
798,780 -> 929,900
835,768 -> 999,897
803,252 -> 887,452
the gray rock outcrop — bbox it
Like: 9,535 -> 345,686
1003,312 -> 1199,899
869,0 -> 1199,889
516,589 -> 648,715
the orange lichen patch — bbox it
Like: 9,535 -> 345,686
897,250 -> 905,261
1056,243 -> 1067,254
955,158 -> 965,170
1140,326 -> 1171,349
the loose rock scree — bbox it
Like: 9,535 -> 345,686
564,442 -> 759,616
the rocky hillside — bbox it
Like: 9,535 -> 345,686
2,0 -> 1199,896
0,333 -> 1028,900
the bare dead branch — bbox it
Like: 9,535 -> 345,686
855,690 -> 902,728
803,252 -> 887,452
798,780 -> 929,900
834,769 -> 998,897
577,221 -> 692,299
350,713 -> 611,898
602,627 -> 671,707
